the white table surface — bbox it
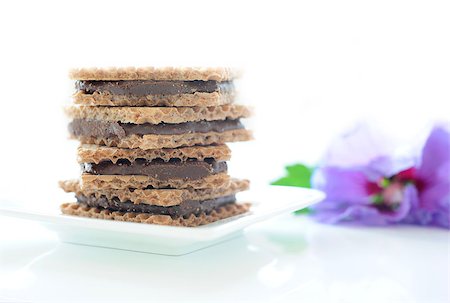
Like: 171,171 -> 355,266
0,214 -> 448,303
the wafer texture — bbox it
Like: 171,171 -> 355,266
61,202 -> 251,227
65,104 -> 250,124
74,129 -> 253,150
60,179 -> 249,206
70,67 -> 239,81
80,172 -> 231,190
73,91 -> 235,107
77,144 -> 231,164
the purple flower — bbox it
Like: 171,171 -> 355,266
311,125 -> 450,228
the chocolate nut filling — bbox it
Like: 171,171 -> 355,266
69,119 -> 244,139
82,159 -> 227,180
75,80 -> 234,96
76,194 -> 236,218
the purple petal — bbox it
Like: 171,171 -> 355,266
419,161 -> 450,210
363,156 -> 415,181
417,126 -> 450,182
321,123 -> 397,168
402,183 -> 449,229
416,126 -> 450,225
312,167 -> 372,205
312,182 -> 415,226
433,205 -> 450,228
312,204 -> 390,225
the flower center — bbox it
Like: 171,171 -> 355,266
370,168 -> 417,211
382,182 -> 404,206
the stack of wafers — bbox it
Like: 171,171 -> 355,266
60,67 -> 252,226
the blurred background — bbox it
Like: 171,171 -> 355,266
0,0 -> 448,203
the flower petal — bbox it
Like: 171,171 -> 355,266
418,126 -> 450,182
363,156 -> 414,181
416,126 -> 450,223
321,123 -> 395,168
312,167 -> 373,204
311,204 -> 389,225
419,163 -> 450,210
312,181 -> 415,225
402,183 -> 449,229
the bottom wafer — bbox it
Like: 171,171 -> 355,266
60,202 -> 251,227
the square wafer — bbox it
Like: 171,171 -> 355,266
70,67 -> 239,107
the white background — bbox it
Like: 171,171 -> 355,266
0,1 -> 449,302
0,0 -> 449,202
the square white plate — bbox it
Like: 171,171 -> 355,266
0,186 -> 324,255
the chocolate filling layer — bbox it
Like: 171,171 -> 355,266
76,80 -> 234,96
76,194 -> 236,217
82,159 -> 227,180
69,119 -> 243,138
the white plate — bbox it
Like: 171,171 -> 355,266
0,186 -> 324,255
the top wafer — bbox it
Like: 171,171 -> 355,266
70,67 -> 239,81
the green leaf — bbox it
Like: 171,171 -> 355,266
271,163 -> 314,188
294,208 -> 311,215
271,163 -> 316,216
